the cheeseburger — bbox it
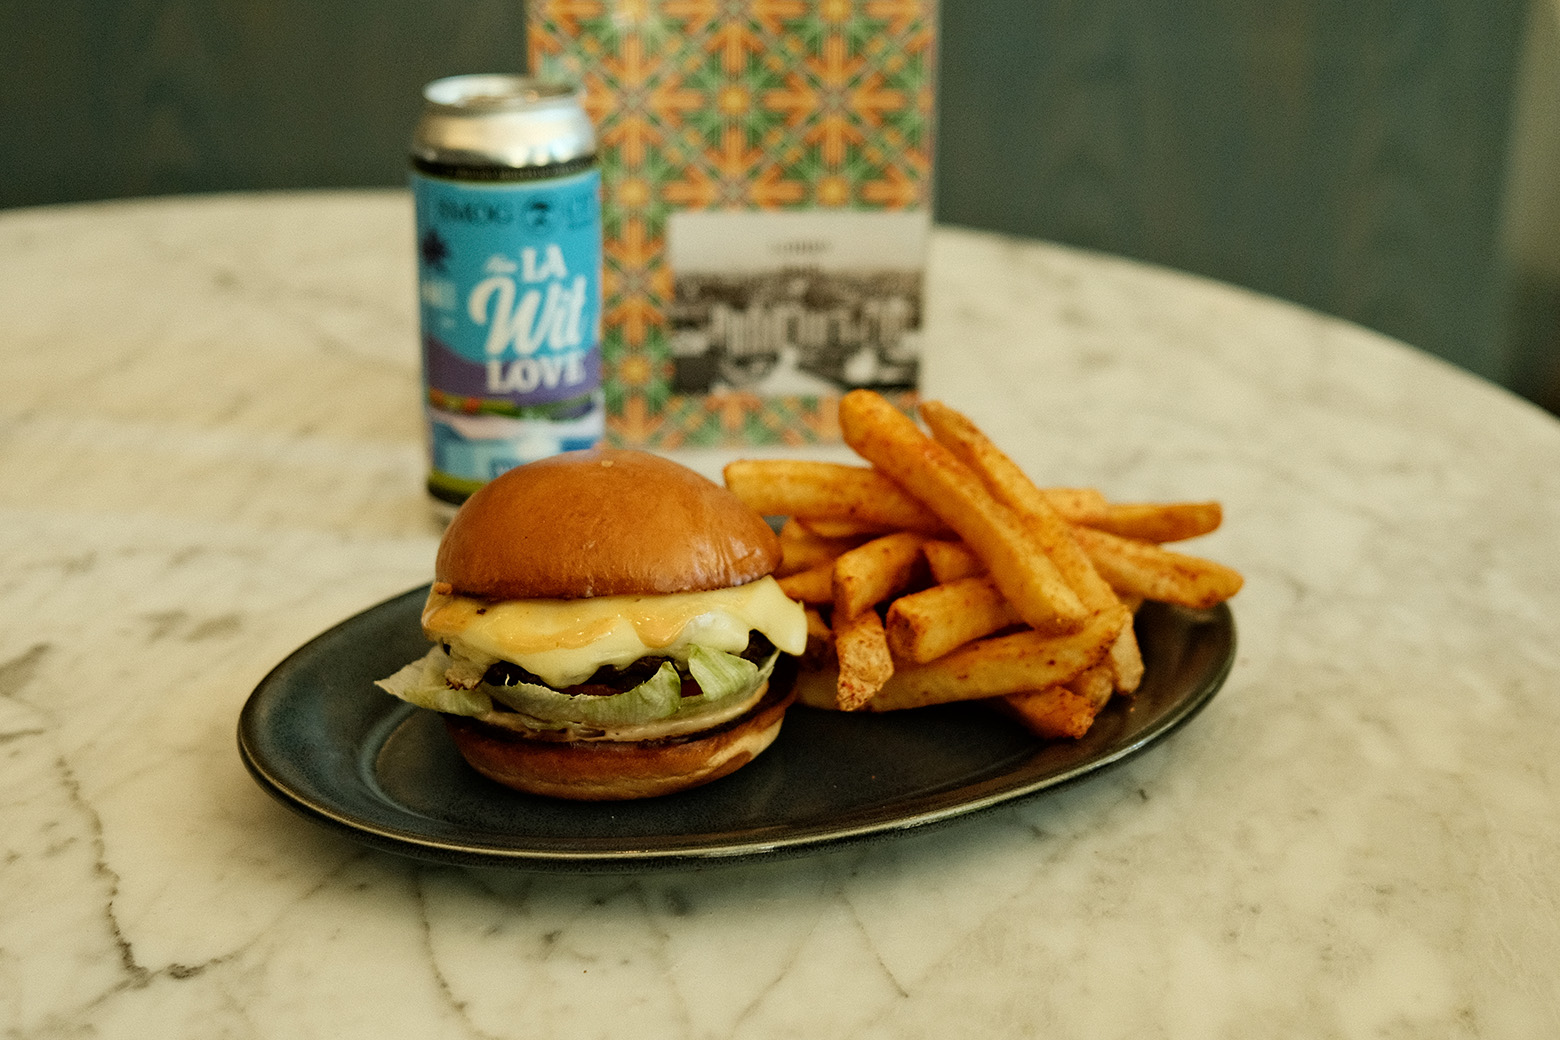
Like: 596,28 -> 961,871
376,448 -> 808,800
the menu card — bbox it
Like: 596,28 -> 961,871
527,0 -> 938,447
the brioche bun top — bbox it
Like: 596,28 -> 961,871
435,448 -> 781,600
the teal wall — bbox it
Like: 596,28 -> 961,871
937,1 -> 1526,393
0,0 -> 526,202
2,0 -> 1552,410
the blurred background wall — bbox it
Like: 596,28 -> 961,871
3,0 -> 1557,413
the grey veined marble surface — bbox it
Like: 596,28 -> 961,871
2,191 -> 1558,1038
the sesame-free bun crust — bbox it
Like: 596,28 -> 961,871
443,679 -> 796,800
436,448 -> 781,600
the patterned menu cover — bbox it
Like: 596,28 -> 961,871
527,0 -> 937,447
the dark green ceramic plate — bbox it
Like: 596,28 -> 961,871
238,587 -> 1234,871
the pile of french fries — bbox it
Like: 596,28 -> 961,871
723,390 -> 1244,740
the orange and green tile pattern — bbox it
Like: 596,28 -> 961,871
528,0 -> 936,447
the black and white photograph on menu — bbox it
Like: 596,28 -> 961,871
666,210 -> 928,397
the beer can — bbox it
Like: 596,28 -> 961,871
411,74 -> 604,506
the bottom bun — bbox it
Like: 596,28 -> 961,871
443,679 -> 797,800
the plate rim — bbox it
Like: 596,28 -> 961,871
237,586 -> 1235,871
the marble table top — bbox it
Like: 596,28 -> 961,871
2,190 -> 1558,1038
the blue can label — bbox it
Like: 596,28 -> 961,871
412,166 -> 603,497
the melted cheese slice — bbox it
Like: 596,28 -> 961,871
421,575 -> 807,688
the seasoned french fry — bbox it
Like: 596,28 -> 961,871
802,606 -> 835,671
1065,662 -> 1117,709
864,606 -> 1126,711
1040,487 -> 1110,524
1071,525 -> 1244,609
916,540 -> 1144,689
885,577 -> 1020,664
1107,622 -> 1145,694
734,393 -> 1241,745
838,390 -> 1088,633
997,686 -> 1101,740
1081,501 -> 1223,543
777,561 -> 835,604
723,459 -> 948,534
835,608 -> 894,710
920,399 -> 1119,616
921,539 -> 985,584
999,659 -> 1117,738
777,518 -> 865,576
797,518 -> 897,539
833,531 -> 926,619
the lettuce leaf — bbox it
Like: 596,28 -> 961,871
685,644 -> 766,708
375,644 -> 778,730
374,647 -> 493,716
486,660 -> 681,726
